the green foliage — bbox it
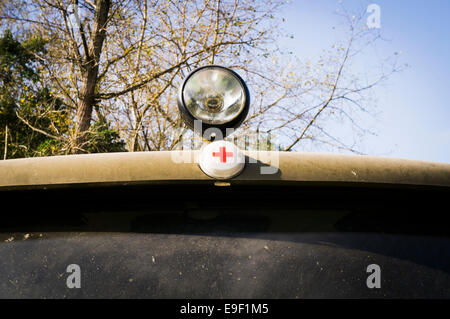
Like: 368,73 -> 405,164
0,30 -> 40,84
0,30 -> 65,158
86,121 -> 126,153
0,30 -> 125,158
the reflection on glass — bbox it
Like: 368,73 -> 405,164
183,68 -> 245,124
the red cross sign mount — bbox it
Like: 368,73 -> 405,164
199,141 -> 245,179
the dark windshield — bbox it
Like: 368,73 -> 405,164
1,184 -> 449,298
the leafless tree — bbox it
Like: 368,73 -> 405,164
0,0 -> 402,154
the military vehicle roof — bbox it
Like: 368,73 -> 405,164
0,151 -> 449,190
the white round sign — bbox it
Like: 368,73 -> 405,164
198,140 -> 245,179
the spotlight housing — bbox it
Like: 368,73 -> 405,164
177,65 -> 250,138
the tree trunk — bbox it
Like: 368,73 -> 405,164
73,0 -> 111,154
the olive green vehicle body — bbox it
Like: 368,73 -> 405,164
0,151 -> 449,189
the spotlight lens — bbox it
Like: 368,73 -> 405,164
183,68 -> 246,125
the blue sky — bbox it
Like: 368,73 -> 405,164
279,0 -> 450,163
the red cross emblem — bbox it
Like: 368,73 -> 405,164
212,147 -> 233,163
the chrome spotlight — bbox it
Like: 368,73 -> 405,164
177,65 -> 250,138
